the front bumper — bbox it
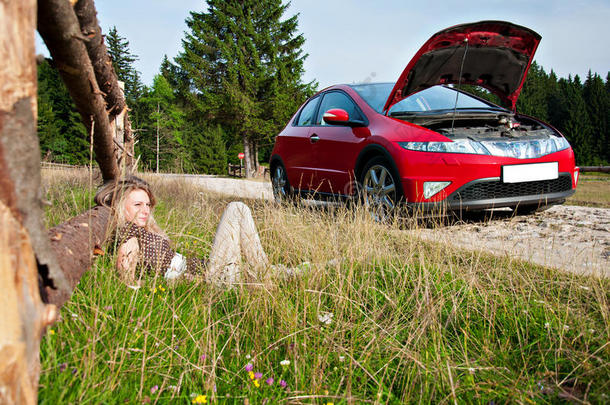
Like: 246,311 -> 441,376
406,173 -> 575,212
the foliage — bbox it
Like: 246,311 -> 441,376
187,124 -> 228,175
137,75 -> 188,172
105,26 -> 144,108
37,59 -> 89,164
174,0 -> 315,172
39,174 -> 610,403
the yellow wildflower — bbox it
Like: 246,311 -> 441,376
192,394 -> 207,404
48,329 -> 55,335
248,371 -> 255,380
253,380 -> 260,388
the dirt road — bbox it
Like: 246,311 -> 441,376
173,174 -> 609,277
411,205 -> 609,277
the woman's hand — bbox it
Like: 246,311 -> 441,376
117,237 -> 139,283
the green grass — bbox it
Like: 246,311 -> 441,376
39,170 -> 610,403
568,172 -> 610,208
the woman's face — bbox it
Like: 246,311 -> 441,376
124,189 -> 151,227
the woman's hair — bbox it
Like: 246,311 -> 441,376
95,175 -> 165,236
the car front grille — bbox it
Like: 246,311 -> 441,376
449,174 -> 573,202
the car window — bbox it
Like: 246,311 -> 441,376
350,83 -> 393,113
389,85 -> 497,113
295,96 -> 320,126
316,91 -> 363,125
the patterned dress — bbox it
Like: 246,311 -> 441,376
118,222 -> 206,275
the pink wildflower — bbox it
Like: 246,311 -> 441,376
265,377 -> 274,385
279,380 -> 287,388
245,363 -> 254,372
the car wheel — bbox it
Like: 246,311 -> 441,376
360,157 -> 402,222
271,163 -> 295,204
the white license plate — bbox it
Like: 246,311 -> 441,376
502,162 -> 558,183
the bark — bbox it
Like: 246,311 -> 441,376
243,136 -> 253,178
73,0 -> 125,118
37,0 -> 119,182
0,202 -> 57,405
0,1 -> 59,402
74,0 -> 134,172
46,205 -> 112,307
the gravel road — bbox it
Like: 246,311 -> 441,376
411,205 -> 609,277
170,174 -> 609,278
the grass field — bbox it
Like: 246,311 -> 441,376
39,169 -> 609,404
568,172 -> 610,208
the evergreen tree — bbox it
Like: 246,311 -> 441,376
138,75 -> 187,172
558,75 -> 595,165
606,72 -> 610,162
105,26 -> 144,119
187,124 -> 228,174
583,71 -> 609,164
516,61 -> 549,120
176,0 -> 314,176
37,59 -> 89,164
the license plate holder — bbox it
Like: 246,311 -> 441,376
502,162 -> 558,183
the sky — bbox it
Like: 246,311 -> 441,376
36,0 -> 610,89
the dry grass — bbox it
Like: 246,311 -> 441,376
568,173 -> 610,208
38,169 -> 610,403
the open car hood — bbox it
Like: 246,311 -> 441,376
383,21 -> 541,112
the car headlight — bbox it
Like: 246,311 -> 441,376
398,136 -> 570,159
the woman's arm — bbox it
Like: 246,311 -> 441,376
117,237 -> 140,284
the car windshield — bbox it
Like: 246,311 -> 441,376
350,83 -> 503,114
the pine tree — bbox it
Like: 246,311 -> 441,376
105,26 -> 144,113
37,59 -> 89,164
583,71 -> 609,164
516,61 -> 549,120
187,124 -> 228,174
176,0 -> 313,176
558,75 -> 595,165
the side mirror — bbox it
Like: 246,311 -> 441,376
323,108 -> 349,124
322,108 -> 366,127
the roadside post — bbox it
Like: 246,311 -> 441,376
238,152 -> 245,177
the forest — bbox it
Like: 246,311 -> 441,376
37,1 -> 609,172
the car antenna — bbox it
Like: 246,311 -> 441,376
451,37 -> 469,134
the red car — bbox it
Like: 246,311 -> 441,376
270,21 -> 578,218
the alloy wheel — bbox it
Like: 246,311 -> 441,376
362,164 -> 397,222
272,165 -> 289,202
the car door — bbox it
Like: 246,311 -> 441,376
281,95 -> 320,192
312,91 -> 368,195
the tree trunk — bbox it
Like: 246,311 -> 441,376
251,139 -> 259,174
37,0 -> 119,182
0,1 -> 59,402
73,0 -> 134,172
243,135 -> 252,178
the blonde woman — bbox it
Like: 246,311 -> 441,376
95,176 -> 294,287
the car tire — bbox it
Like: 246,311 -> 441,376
271,163 -> 297,204
360,156 -> 403,222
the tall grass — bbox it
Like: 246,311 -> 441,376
39,170 -> 610,403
